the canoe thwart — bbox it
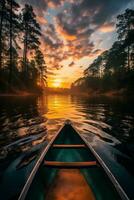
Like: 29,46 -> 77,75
44,161 -> 97,168
52,144 -> 86,148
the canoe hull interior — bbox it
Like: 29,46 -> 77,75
22,124 -> 122,200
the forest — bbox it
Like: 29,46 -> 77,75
0,2 -> 134,96
0,0 -> 47,94
71,9 -> 134,96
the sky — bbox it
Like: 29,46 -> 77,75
19,0 -> 134,88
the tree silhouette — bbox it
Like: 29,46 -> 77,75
72,9 -> 134,95
21,4 -> 41,83
6,0 -> 20,87
0,0 -> 6,70
117,9 -> 134,69
0,2 -> 47,93
34,48 -> 47,88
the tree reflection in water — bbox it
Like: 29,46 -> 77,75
0,95 -> 134,199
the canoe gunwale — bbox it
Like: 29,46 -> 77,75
71,124 -> 129,200
18,124 -> 64,200
18,122 -> 130,200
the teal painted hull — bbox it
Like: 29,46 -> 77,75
19,123 -> 128,200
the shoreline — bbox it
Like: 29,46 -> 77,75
0,92 -> 38,97
69,88 -> 134,98
0,89 -> 133,98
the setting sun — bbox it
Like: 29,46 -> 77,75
52,79 -> 62,88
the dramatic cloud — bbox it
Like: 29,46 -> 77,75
19,0 -> 133,87
56,23 -> 77,41
98,22 -> 115,33
36,16 -> 48,25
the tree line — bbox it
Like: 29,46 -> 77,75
71,9 -> 134,96
0,0 -> 47,93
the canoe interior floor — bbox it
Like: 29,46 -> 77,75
45,169 -> 95,200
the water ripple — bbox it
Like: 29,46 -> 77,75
0,95 -> 134,199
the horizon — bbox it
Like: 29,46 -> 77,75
0,1 -> 134,199
18,0 -> 134,88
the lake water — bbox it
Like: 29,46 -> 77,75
0,94 -> 134,199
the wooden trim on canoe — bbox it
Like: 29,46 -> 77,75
52,144 -> 86,148
18,122 -> 129,200
44,161 -> 97,168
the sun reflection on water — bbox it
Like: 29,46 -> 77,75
38,95 -> 83,140
0,95 -> 134,199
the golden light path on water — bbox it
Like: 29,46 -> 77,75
38,95 -> 85,140
0,95 -> 134,200
36,94 -> 134,200
37,94 -> 118,145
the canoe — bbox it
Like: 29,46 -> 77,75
19,120 -> 129,200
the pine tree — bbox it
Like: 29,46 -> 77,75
34,48 -> 47,88
21,4 -> 41,82
0,0 -> 6,70
117,9 -> 134,69
7,0 -> 20,86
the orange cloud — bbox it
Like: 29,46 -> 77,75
98,23 -> 115,33
56,24 -> 77,41
48,1 -> 64,9
37,16 -> 47,25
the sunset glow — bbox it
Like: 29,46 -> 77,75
18,0 -> 133,88
0,0 -> 134,199
52,79 -> 62,88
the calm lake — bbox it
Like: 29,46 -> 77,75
0,94 -> 134,199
